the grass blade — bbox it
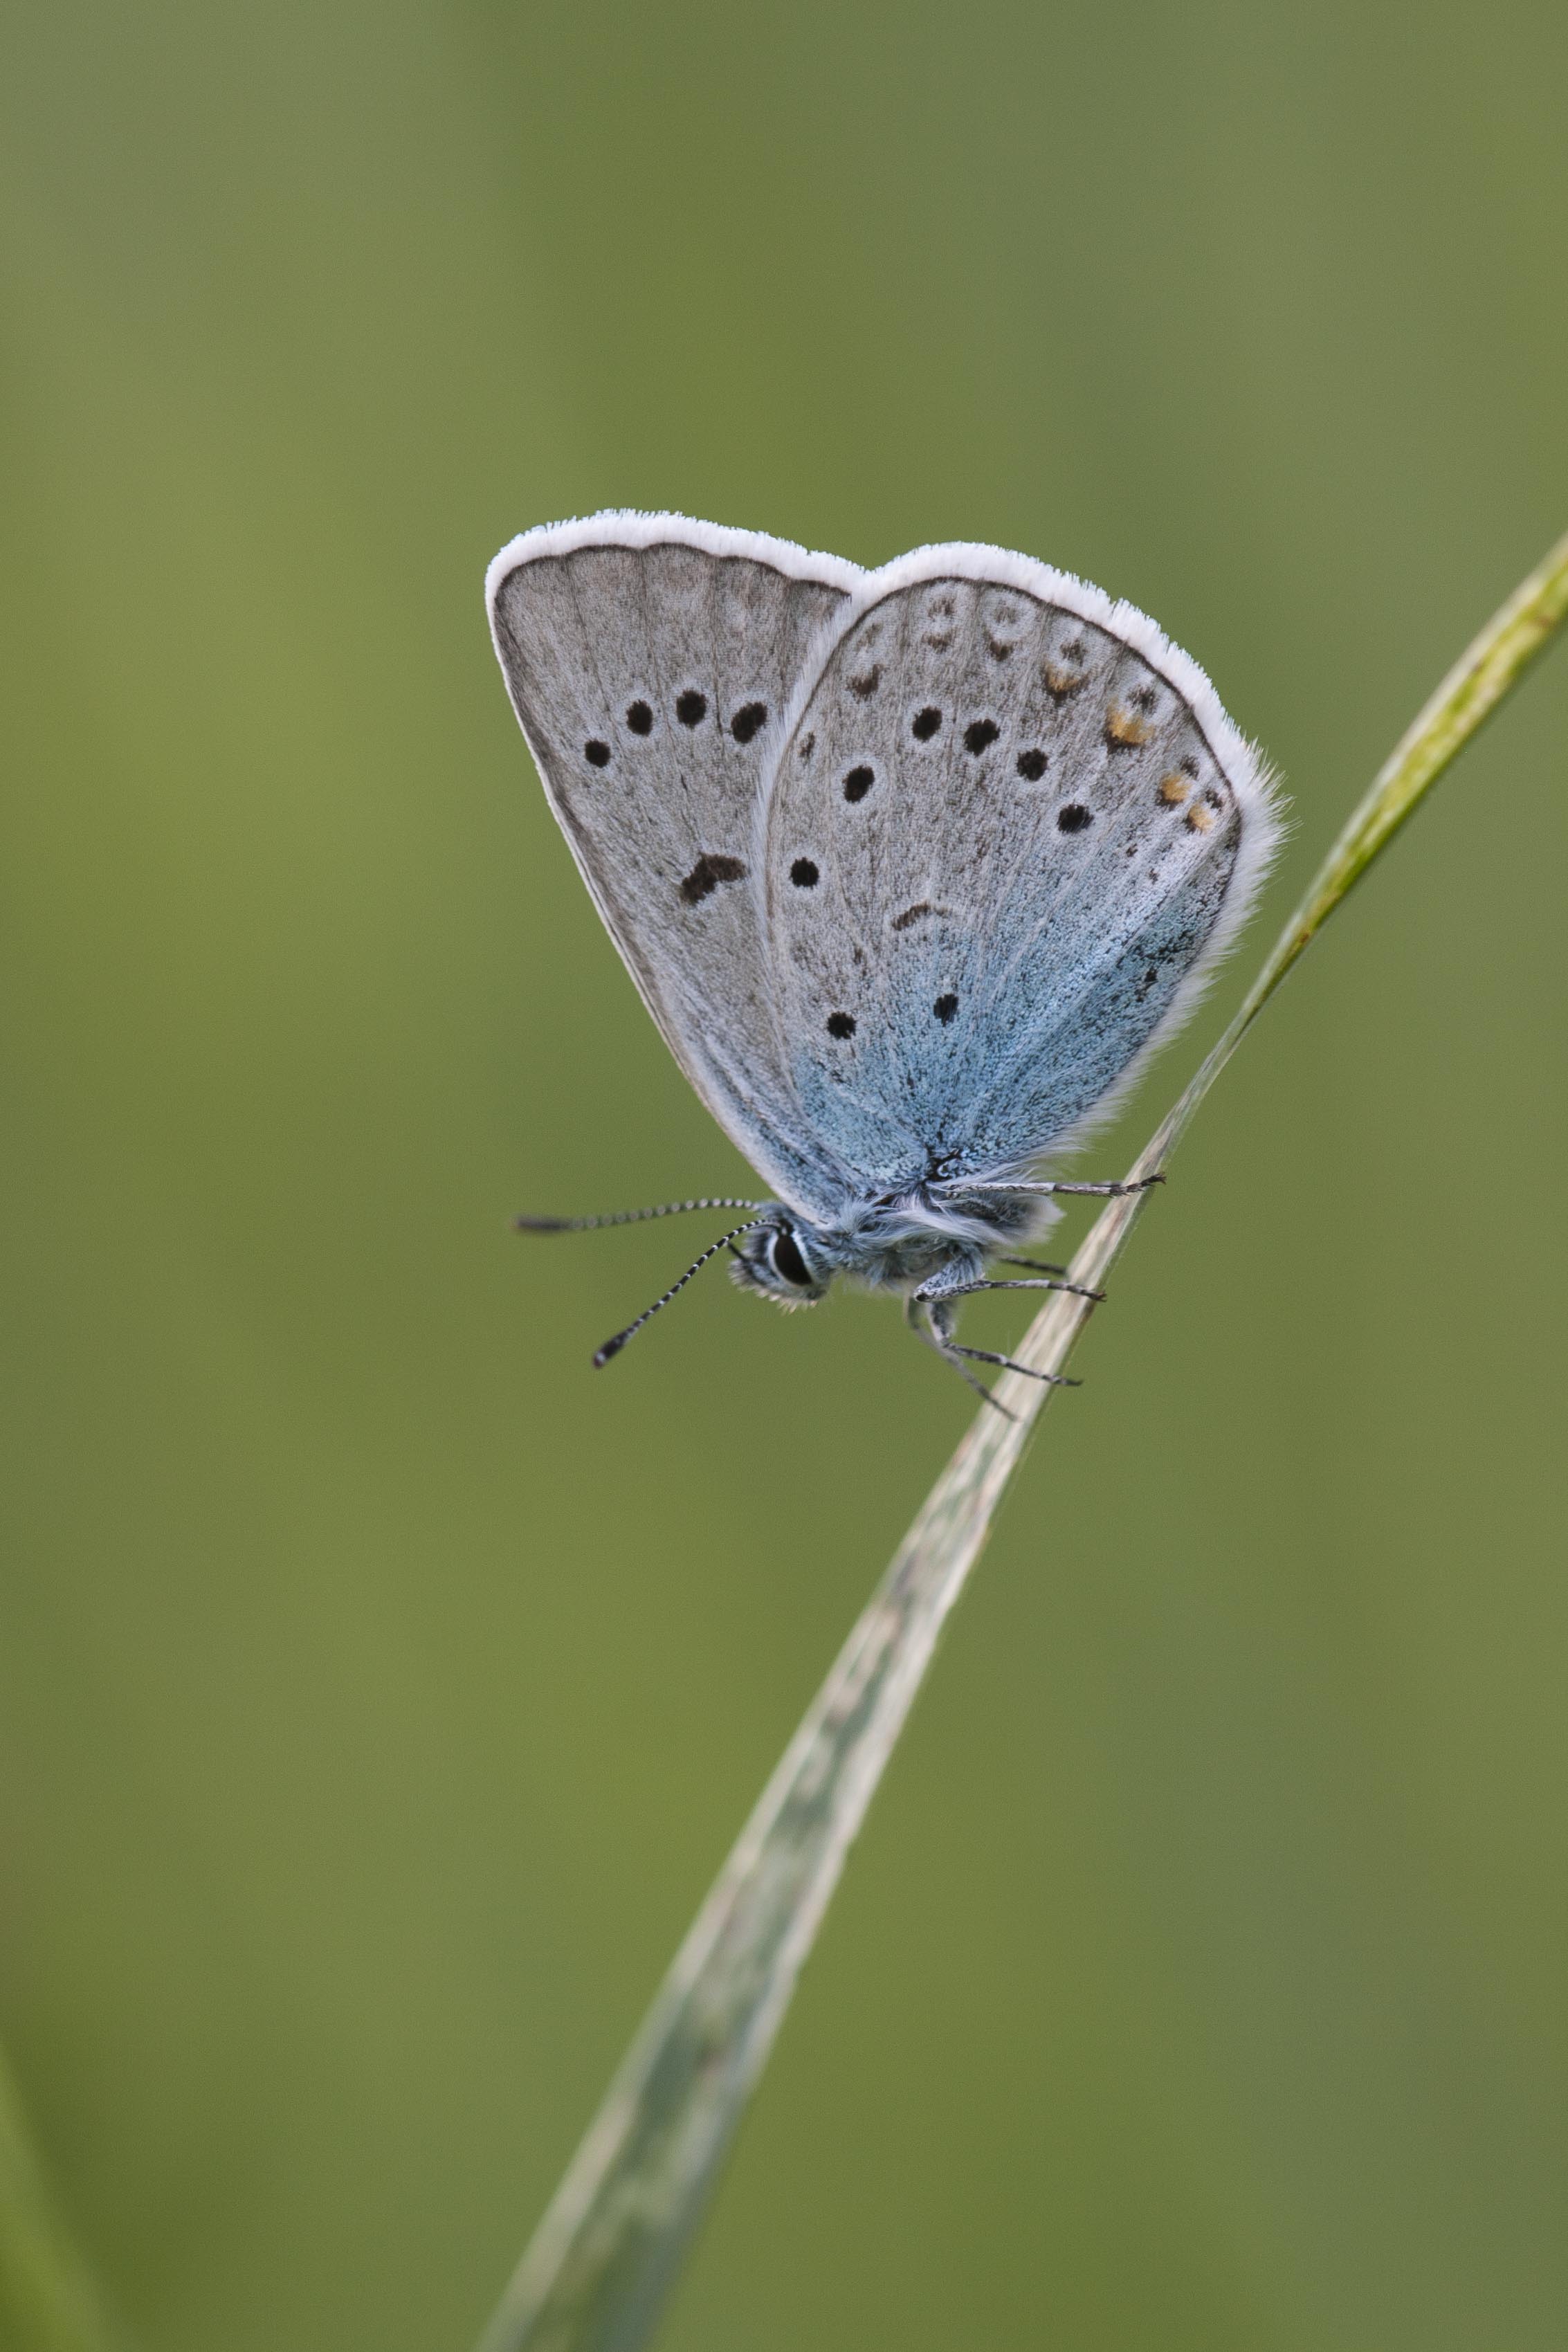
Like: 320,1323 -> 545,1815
473,526 -> 1568,2352
0,2050 -> 121,2352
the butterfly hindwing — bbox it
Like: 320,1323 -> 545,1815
761,550 -> 1273,1192
487,515 -> 862,1216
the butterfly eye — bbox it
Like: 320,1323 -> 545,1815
769,1228 -> 812,1288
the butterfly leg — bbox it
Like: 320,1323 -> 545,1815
954,1174 -> 1165,1201
912,1276 -> 1082,1390
1030,1176 -> 1164,1197
904,1295 -> 1016,1419
939,1275 -> 1106,1305
940,1340 -> 1081,1387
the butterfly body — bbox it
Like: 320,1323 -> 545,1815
489,513 -> 1279,1389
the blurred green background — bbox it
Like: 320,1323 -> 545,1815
3,3 -> 1566,2348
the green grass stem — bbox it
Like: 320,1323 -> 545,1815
473,526 -> 1568,2352
0,2051 -> 120,2352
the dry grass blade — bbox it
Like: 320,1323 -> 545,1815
473,527 -> 1568,2352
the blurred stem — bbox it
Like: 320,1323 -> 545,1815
472,525 -> 1568,2352
1172,520 -> 1568,1151
0,2050 -> 120,2352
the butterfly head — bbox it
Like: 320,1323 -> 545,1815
729,1218 -> 832,1309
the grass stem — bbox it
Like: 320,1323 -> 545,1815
0,2051 -> 121,2352
473,525 -> 1568,2352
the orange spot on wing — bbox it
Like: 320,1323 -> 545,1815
1105,705 -> 1154,749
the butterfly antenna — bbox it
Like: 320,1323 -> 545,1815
515,1197 -> 762,1234
592,1220 -> 771,1368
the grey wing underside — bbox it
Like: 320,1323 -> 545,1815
763,559 -> 1277,1193
488,522 -> 858,1219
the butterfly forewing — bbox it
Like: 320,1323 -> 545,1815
761,555 -> 1268,1192
488,518 -> 860,1216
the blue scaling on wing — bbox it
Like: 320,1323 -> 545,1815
760,547 -> 1275,1193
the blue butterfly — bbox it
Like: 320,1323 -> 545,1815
489,513 -> 1279,1401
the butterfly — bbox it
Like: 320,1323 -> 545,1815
488,513 -> 1279,1403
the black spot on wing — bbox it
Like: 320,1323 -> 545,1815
826,1011 -> 856,1040
679,853 -> 747,906
626,700 -> 653,735
730,700 -> 767,742
584,739 -> 610,767
843,765 -> 875,803
675,689 -> 708,727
